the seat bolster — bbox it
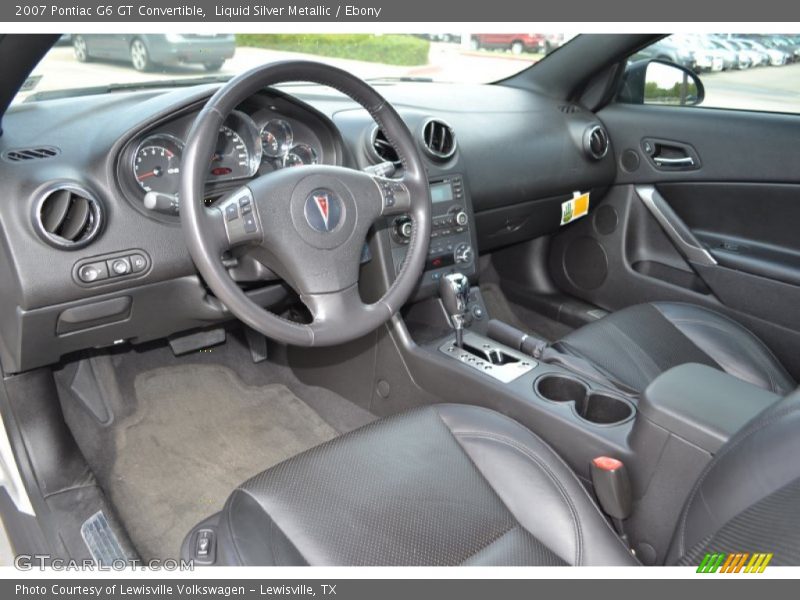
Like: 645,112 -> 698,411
667,389 -> 800,564
435,404 -> 638,566
218,488 -> 308,566
653,302 -> 795,395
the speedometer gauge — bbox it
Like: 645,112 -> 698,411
133,134 -> 183,196
260,119 -> 293,158
209,125 -> 252,180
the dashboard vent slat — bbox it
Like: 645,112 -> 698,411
370,128 -> 400,165
58,196 -> 92,241
35,184 -> 103,249
40,189 -> 73,233
421,119 -> 457,160
3,146 -> 60,162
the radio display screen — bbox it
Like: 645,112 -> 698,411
430,181 -> 454,204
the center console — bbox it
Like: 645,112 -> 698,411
389,271 -> 784,565
388,174 -> 477,294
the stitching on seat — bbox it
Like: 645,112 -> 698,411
452,430 -> 583,565
654,302 -> 793,391
435,403 -> 634,562
662,316 -> 779,393
224,492 -> 246,566
450,424 -> 630,553
460,523 -> 518,564
676,401 -> 800,556
236,487 -> 305,565
605,320 -> 663,382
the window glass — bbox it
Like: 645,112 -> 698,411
630,34 -> 800,113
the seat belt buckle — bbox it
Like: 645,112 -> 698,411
591,456 -> 632,520
591,456 -> 634,551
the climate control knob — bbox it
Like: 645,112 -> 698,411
454,243 -> 473,264
455,211 -> 468,227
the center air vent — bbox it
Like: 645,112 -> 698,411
369,127 -> 400,165
584,125 -> 610,160
34,184 -> 103,249
421,119 -> 457,160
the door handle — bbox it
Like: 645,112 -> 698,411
653,156 -> 695,167
642,138 -> 700,170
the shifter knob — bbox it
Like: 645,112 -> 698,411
439,272 -> 470,347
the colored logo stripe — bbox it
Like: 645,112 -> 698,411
696,552 -> 773,573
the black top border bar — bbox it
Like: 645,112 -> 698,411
2,0 -> 799,22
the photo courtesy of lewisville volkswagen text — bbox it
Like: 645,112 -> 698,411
0,0 -> 798,593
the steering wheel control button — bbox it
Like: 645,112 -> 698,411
220,188 -> 262,246
243,213 -> 258,234
304,189 -> 342,233
78,262 -> 108,283
376,178 -> 411,213
108,258 -> 132,276
130,254 -> 148,273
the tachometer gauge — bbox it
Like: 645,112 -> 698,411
133,134 -> 183,196
260,119 -> 293,158
284,143 -> 318,168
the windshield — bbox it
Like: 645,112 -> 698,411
15,33 -> 577,103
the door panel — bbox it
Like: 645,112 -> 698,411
547,104 -> 800,379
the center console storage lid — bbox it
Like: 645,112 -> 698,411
641,363 -> 780,453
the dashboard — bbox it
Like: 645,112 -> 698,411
0,79 -> 614,374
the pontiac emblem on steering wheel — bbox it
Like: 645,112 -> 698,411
304,189 -> 342,232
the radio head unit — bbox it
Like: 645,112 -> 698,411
388,174 -> 476,295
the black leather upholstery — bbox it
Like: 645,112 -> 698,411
670,389 -> 800,565
555,302 -> 795,396
217,404 -> 637,566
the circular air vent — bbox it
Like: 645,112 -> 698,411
369,127 -> 400,165
34,183 -> 103,249
421,118 -> 457,160
584,125 -> 610,160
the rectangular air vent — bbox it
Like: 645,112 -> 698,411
3,146 -> 60,162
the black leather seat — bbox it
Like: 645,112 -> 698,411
554,302 -> 795,396
217,404 -> 637,565
214,391 -> 800,566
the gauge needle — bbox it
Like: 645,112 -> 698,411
137,171 -> 157,180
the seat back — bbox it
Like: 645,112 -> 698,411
667,388 -> 800,565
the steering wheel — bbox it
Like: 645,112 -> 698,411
180,61 -> 431,346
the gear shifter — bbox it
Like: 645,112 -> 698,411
439,272 -> 470,348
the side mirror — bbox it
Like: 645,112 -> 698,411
618,59 -> 704,106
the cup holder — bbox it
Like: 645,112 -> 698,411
577,393 -> 634,425
536,375 -> 588,404
535,375 -> 634,426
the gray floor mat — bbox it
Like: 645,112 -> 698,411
480,283 -> 573,342
110,364 -> 337,560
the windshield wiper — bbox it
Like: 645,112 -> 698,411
23,74 -> 232,102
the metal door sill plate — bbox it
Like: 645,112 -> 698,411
439,331 -> 536,384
